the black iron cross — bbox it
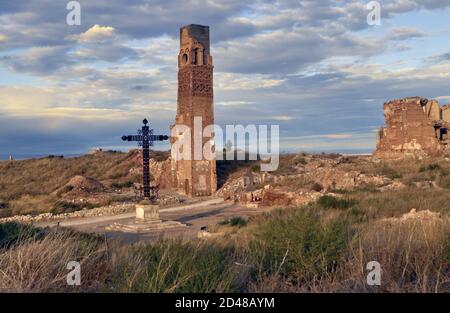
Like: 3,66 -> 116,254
122,119 -> 169,201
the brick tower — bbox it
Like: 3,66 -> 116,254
171,24 -> 217,196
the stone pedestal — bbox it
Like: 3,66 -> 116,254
135,204 -> 160,222
106,203 -> 186,233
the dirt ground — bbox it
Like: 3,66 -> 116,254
36,199 -> 272,244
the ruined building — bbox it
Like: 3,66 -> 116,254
374,97 -> 450,158
170,24 -> 217,196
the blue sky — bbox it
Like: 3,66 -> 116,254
0,0 -> 450,157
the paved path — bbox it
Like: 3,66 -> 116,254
37,198 -> 225,228
37,198 -> 270,244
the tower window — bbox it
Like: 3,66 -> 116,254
182,53 -> 188,65
193,48 -> 198,65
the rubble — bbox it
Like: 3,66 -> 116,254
217,165 -> 389,207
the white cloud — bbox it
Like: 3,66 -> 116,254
387,27 -> 427,41
73,25 -> 116,43
273,116 -> 295,121
216,72 -> 284,90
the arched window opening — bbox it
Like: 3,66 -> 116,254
193,48 -> 199,65
182,53 -> 188,65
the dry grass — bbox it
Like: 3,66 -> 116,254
0,211 -> 448,293
246,211 -> 449,293
0,228 -> 109,292
110,239 -> 243,293
0,150 -> 169,217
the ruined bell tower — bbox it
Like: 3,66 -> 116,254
171,24 -> 217,197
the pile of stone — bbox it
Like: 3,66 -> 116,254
63,175 -> 105,195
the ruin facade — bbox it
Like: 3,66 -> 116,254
170,24 -> 217,196
374,97 -> 450,158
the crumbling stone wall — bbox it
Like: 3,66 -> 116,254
442,105 -> 450,123
374,97 -> 449,158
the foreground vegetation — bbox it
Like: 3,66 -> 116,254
1,201 -> 448,292
0,153 -> 449,292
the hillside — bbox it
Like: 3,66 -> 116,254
0,152 -> 449,292
0,150 -> 169,217
2,151 -> 450,219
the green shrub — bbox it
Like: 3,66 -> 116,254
318,195 -> 357,210
419,163 -> 442,172
0,222 -> 45,249
247,209 -> 353,282
251,164 -> 261,172
111,181 -> 134,189
51,201 -> 94,214
219,217 -> 248,228
379,165 -> 401,179
111,239 -> 242,293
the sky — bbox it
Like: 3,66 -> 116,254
1,0 -> 450,157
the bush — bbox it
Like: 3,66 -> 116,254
419,163 -> 442,172
352,219 -> 449,292
294,157 -> 307,165
111,239 -> 242,293
0,222 -> 45,249
111,181 -> 134,189
51,201 -> 95,214
318,195 -> 357,210
246,209 -> 353,282
219,217 -> 248,228
0,229 -> 109,292
251,164 -> 261,172
379,165 -> 401,179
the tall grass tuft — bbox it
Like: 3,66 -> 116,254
245,209 -> 354,285
0,228 -> 110,292
110,239 -> 244,293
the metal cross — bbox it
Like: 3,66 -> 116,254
121,119 -> 169,201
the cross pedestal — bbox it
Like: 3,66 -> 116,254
135,203 -> 161,223
106,201 -> 187,234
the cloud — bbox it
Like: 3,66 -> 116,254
75,25 -> 116,43
429,52 -> 450,64
387,27 -> 427,41
215,28 -> 383,74
1,46 -> 73,75
273,116 -> 295,121
1,0 -> 450,155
